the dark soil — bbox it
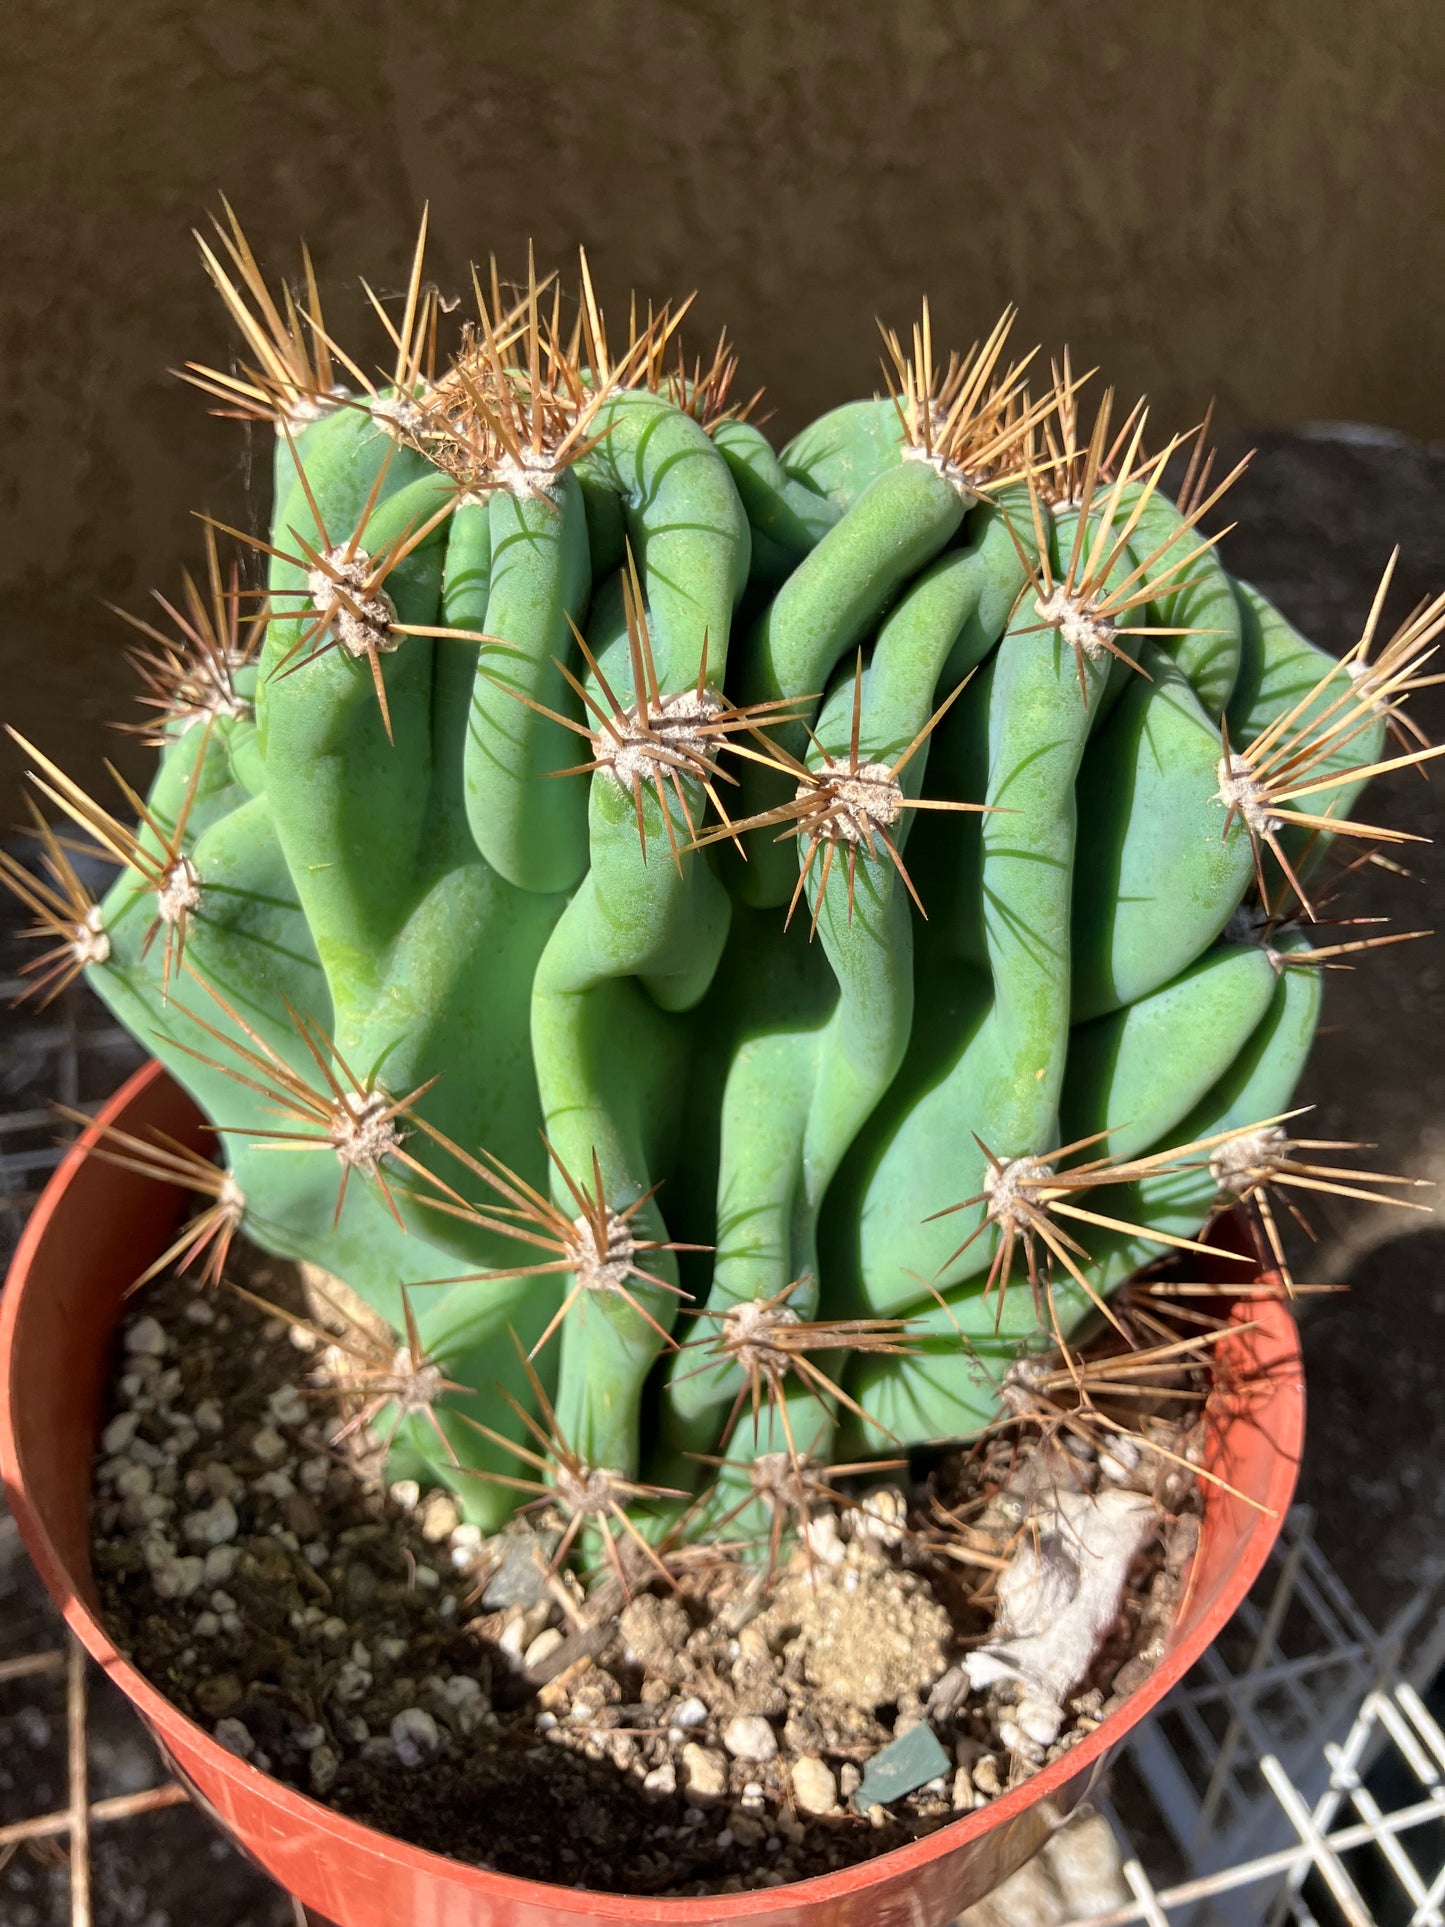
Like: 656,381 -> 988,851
86,1244 -> 1202,1899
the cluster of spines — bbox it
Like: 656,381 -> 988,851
4,209 -> 1441,1575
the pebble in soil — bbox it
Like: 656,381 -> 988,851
88,1242 -> 1202,1897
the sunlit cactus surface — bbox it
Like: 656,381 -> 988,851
8,209 -> 1439,1569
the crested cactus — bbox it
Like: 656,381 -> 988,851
7,212 -> 1439,1569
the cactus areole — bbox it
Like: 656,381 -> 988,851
9,214 -> 1439,1574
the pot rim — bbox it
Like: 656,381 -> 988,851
0,1059 -> 1305,1921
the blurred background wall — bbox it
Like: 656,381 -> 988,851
3,0 -> 1444,810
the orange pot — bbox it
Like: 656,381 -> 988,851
0,1062 -> 1303,1926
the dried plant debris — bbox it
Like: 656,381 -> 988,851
90,1242 -> 1205,1896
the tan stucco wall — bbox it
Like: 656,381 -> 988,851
3,0 -> 1444,806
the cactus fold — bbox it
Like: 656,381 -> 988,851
19,237 -> 1439,1558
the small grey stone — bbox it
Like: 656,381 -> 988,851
101,1411 -> 140,1455
309,1745 -> 339,1793
125,1317 -> 169,1357
477,1521 -> 562,1609
213,1718 -> 253,1759
672,1694 -> 708,1729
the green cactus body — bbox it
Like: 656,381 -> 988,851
20,252 -> 1429,1569
781,397 -> 905,510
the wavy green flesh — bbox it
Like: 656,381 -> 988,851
86,387 -> 1376,1540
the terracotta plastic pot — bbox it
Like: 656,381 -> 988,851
0,1062 -> 1304,1927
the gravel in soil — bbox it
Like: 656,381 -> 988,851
87,1240 -> 1205,1899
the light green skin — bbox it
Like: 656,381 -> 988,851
82,381 -> 1382,1551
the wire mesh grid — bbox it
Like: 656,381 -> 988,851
1063,1511 -> 1445,1927
0,950 -> 1440,1924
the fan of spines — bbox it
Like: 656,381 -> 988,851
5,211 -> 1438,1560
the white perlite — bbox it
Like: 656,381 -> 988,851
681,1742 -> 728,1804
963,1485 -> 1155,1757
722,1714 -> 778,1763
267,1384 -> 309,1428
791,1754 -> 839,1815
182,1497 -> 239,1547
249,1425 -> 288,1467
390,1707 -> 441,1766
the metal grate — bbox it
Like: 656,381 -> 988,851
0,960 -> 139,1273
0,1607 -> 190,1924
1061,1511 -> 1445,1926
